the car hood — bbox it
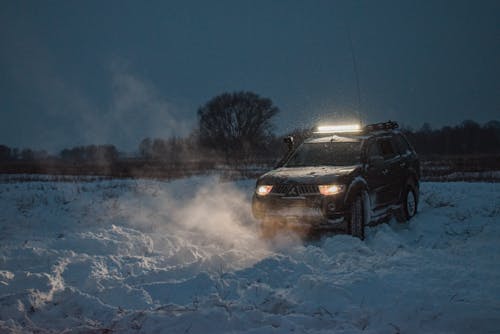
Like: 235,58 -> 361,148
258,165 -> 361,185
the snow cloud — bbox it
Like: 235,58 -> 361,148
75,62 -> 192,151
109,177 -> 281,271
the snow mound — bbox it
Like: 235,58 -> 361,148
1,177 -> 499,333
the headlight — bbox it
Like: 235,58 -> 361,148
256,185 -> 273,196
318,184 -> 345,196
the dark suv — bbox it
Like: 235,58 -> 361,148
252,121 -> 420,239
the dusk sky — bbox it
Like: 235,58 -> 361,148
1,0 -> 499,152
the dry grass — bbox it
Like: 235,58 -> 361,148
1,154 -> 499,183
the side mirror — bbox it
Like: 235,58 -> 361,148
368,155 -> 384,168
284,136 -> 294,152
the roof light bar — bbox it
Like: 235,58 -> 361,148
316,124 -> 361,133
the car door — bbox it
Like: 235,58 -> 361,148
378,137 -> 403,204
364,139 -> 393,209
392,133 -> 418,196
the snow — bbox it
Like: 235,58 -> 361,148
1,176 -> 500,333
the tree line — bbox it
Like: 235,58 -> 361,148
0,144 -> 119,163
402,120 -> 500,156
0,147 -> 50,161
0,91 -> 281,166
60,145 -> 119,163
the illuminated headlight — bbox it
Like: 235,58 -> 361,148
256,185 -> 273,196
318,184 -> 345,196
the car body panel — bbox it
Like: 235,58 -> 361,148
258,165 -> 361,186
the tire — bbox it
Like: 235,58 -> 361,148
396,183 -> 418,222
348,191 -> 369,240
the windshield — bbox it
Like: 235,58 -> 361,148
284,142 -> 361,167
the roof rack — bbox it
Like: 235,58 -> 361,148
363,120 -> 398,132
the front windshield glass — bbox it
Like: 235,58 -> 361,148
284,142 -> 361,167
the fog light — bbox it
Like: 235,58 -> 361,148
327,202 -> 336,211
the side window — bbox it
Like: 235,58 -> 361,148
378,138 -> 397,159
366,141 -> 381,158
394,134 -> 411,155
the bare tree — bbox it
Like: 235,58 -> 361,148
197,91 -> 279,160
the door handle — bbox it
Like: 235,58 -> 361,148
382,169 -> 389,175
400,162 -> 406,167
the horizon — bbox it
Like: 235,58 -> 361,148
1,117 -> 498,155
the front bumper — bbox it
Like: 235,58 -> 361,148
252,193 -> 348,228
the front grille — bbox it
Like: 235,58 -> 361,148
272,183 -> 319,195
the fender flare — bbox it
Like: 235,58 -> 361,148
344,177 -> 368,206
401,169 -> 419,200
407,167 -> 419,186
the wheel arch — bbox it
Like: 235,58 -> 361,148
407,168 -> 419,186
344,177 -> 369,206
405,170 -> 420,201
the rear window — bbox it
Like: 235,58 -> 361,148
284,142 -> 361,167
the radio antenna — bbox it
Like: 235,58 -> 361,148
347,22 -> 362,124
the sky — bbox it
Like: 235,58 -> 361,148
1,0 -> 499,152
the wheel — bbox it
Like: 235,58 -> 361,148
396,183 -> 418,222
348,191 -> 369,240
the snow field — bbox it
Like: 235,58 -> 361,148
0,177 -> 499,333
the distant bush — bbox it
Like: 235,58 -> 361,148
60,145 -> 118,163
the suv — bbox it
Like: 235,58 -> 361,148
252,121 -> 420,239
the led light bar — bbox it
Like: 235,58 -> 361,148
316,124 -> 361,133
